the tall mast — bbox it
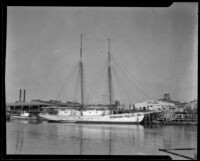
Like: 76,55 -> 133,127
80,34 -> 84,116
108,38 -> 113,115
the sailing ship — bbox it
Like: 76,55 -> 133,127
39,34 -> 145,124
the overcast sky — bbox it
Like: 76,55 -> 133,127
6,3 -> 198,105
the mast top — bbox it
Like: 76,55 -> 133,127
108,38 -> 111,64
80,33 -> 83,60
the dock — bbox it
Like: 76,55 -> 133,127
142,110 -> 197,125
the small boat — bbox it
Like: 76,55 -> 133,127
12,111 -> 30,120
39,107 -> 80,123
11,111 -> 39,120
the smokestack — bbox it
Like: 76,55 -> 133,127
19,89 -> 22,102
23,89 -> 26,102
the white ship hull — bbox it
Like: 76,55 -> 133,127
39,114 -> 78,123
39,112 -> 144,124
11,112 -> 32,120
39,108 -> 109,123
77,112 -> 144,124
12,115 -> 30,120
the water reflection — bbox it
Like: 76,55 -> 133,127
15,124 -> 24,154
6,121 -> 197,159
143,124 -> 197,157
83,124 -> 144,155
79,125 -> 83,155
54,124 -> 145,155
109,127 -> 111,155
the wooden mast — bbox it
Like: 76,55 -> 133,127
80,34 -> 84,116
108,38 -> 113,115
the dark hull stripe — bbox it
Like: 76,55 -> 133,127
76,121 -> 141,124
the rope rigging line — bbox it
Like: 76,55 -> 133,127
108,66 -> 115,105
111,54 -> 155,98
83,68 -> 87,105
111,66 -> 132,103
55,63 -> 79,100
90,63 -> 108,104
111,54 -> 146,92
111,55 -> 151,99
85,94 -> 90,105
111,67 -> 123,102
117,64 -> 151,98
81,34 -> 107,58
82,47 -> 106,55
82,34 -> 107,43
72,67 -> 87,104
73,65 -> 81,102
111,54 -> 152,98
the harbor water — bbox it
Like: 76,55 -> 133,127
6,120 -> 197,159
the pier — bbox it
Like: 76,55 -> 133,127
142,110 -> 198,125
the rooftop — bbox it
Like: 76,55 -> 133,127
158,99 -> 181,105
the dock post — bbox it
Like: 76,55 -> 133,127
146,114 -> 148,123
150,113 -> 152,122
147,114 -> 149,124
19,89 -> 22,102
144,114 -> 148,124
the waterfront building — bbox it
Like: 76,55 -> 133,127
134,100 -> 175,111
183,100 -> 198,113
189,100 -> 197,111
6,98 -> 81,114
134,94 -> 193,112
158,94 -> 187,112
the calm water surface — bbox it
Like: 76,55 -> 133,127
6,120 -> 197,159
